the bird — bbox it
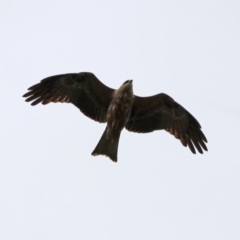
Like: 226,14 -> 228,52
23,72 -> 208,162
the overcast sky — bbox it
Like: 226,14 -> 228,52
1,0 -> 240,239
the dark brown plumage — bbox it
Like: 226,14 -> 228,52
23,72 -> 208,162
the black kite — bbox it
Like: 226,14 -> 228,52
23,72 -> 208,162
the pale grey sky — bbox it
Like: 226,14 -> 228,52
1,0 -> 240,239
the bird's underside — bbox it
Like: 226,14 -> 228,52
23,72 -> 208,162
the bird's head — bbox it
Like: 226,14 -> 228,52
121,79 -> 133,92
116,79 -> 133,96
123,80 -> 133,85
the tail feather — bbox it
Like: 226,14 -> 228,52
91,128 -> 120,162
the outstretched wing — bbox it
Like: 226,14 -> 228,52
23,72 -> 114,123
126,93 -> 208,154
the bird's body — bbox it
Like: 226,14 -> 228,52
106,80 -> 134,139
23,72 -> 208,162
92,80 -> 134,161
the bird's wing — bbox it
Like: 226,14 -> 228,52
126,93 -> 208,154
23,72 -> 114,123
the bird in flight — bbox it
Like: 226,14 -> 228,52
23,72 -> 208,162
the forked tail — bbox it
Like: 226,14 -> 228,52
91,128 -> 120,162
